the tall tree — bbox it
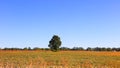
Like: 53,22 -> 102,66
48,35 -> 62,51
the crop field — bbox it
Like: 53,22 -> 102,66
0,50 -> 120,68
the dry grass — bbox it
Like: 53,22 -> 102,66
0,50 -> 120,68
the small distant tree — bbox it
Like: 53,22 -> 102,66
23,47 -> 28,50
72,47 -> 84,51
48,35 -> 62,52
28,47 -> 31,50
86,47 -> 92,51
60,47 -> 70,51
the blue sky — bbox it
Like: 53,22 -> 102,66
0,0 -> 120,48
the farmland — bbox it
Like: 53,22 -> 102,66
0,50 -> 120,68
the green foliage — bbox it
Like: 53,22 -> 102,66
23,47 -> 28,50
1,47 -> 120,51
48,35 -> 62,52
72,47 -> 84,50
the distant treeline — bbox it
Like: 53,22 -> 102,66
0,47 -> 120,51
60,47 -> 120,51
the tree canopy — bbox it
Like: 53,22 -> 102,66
48,35 -> 62,51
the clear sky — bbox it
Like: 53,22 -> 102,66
0,0 -> 120,48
